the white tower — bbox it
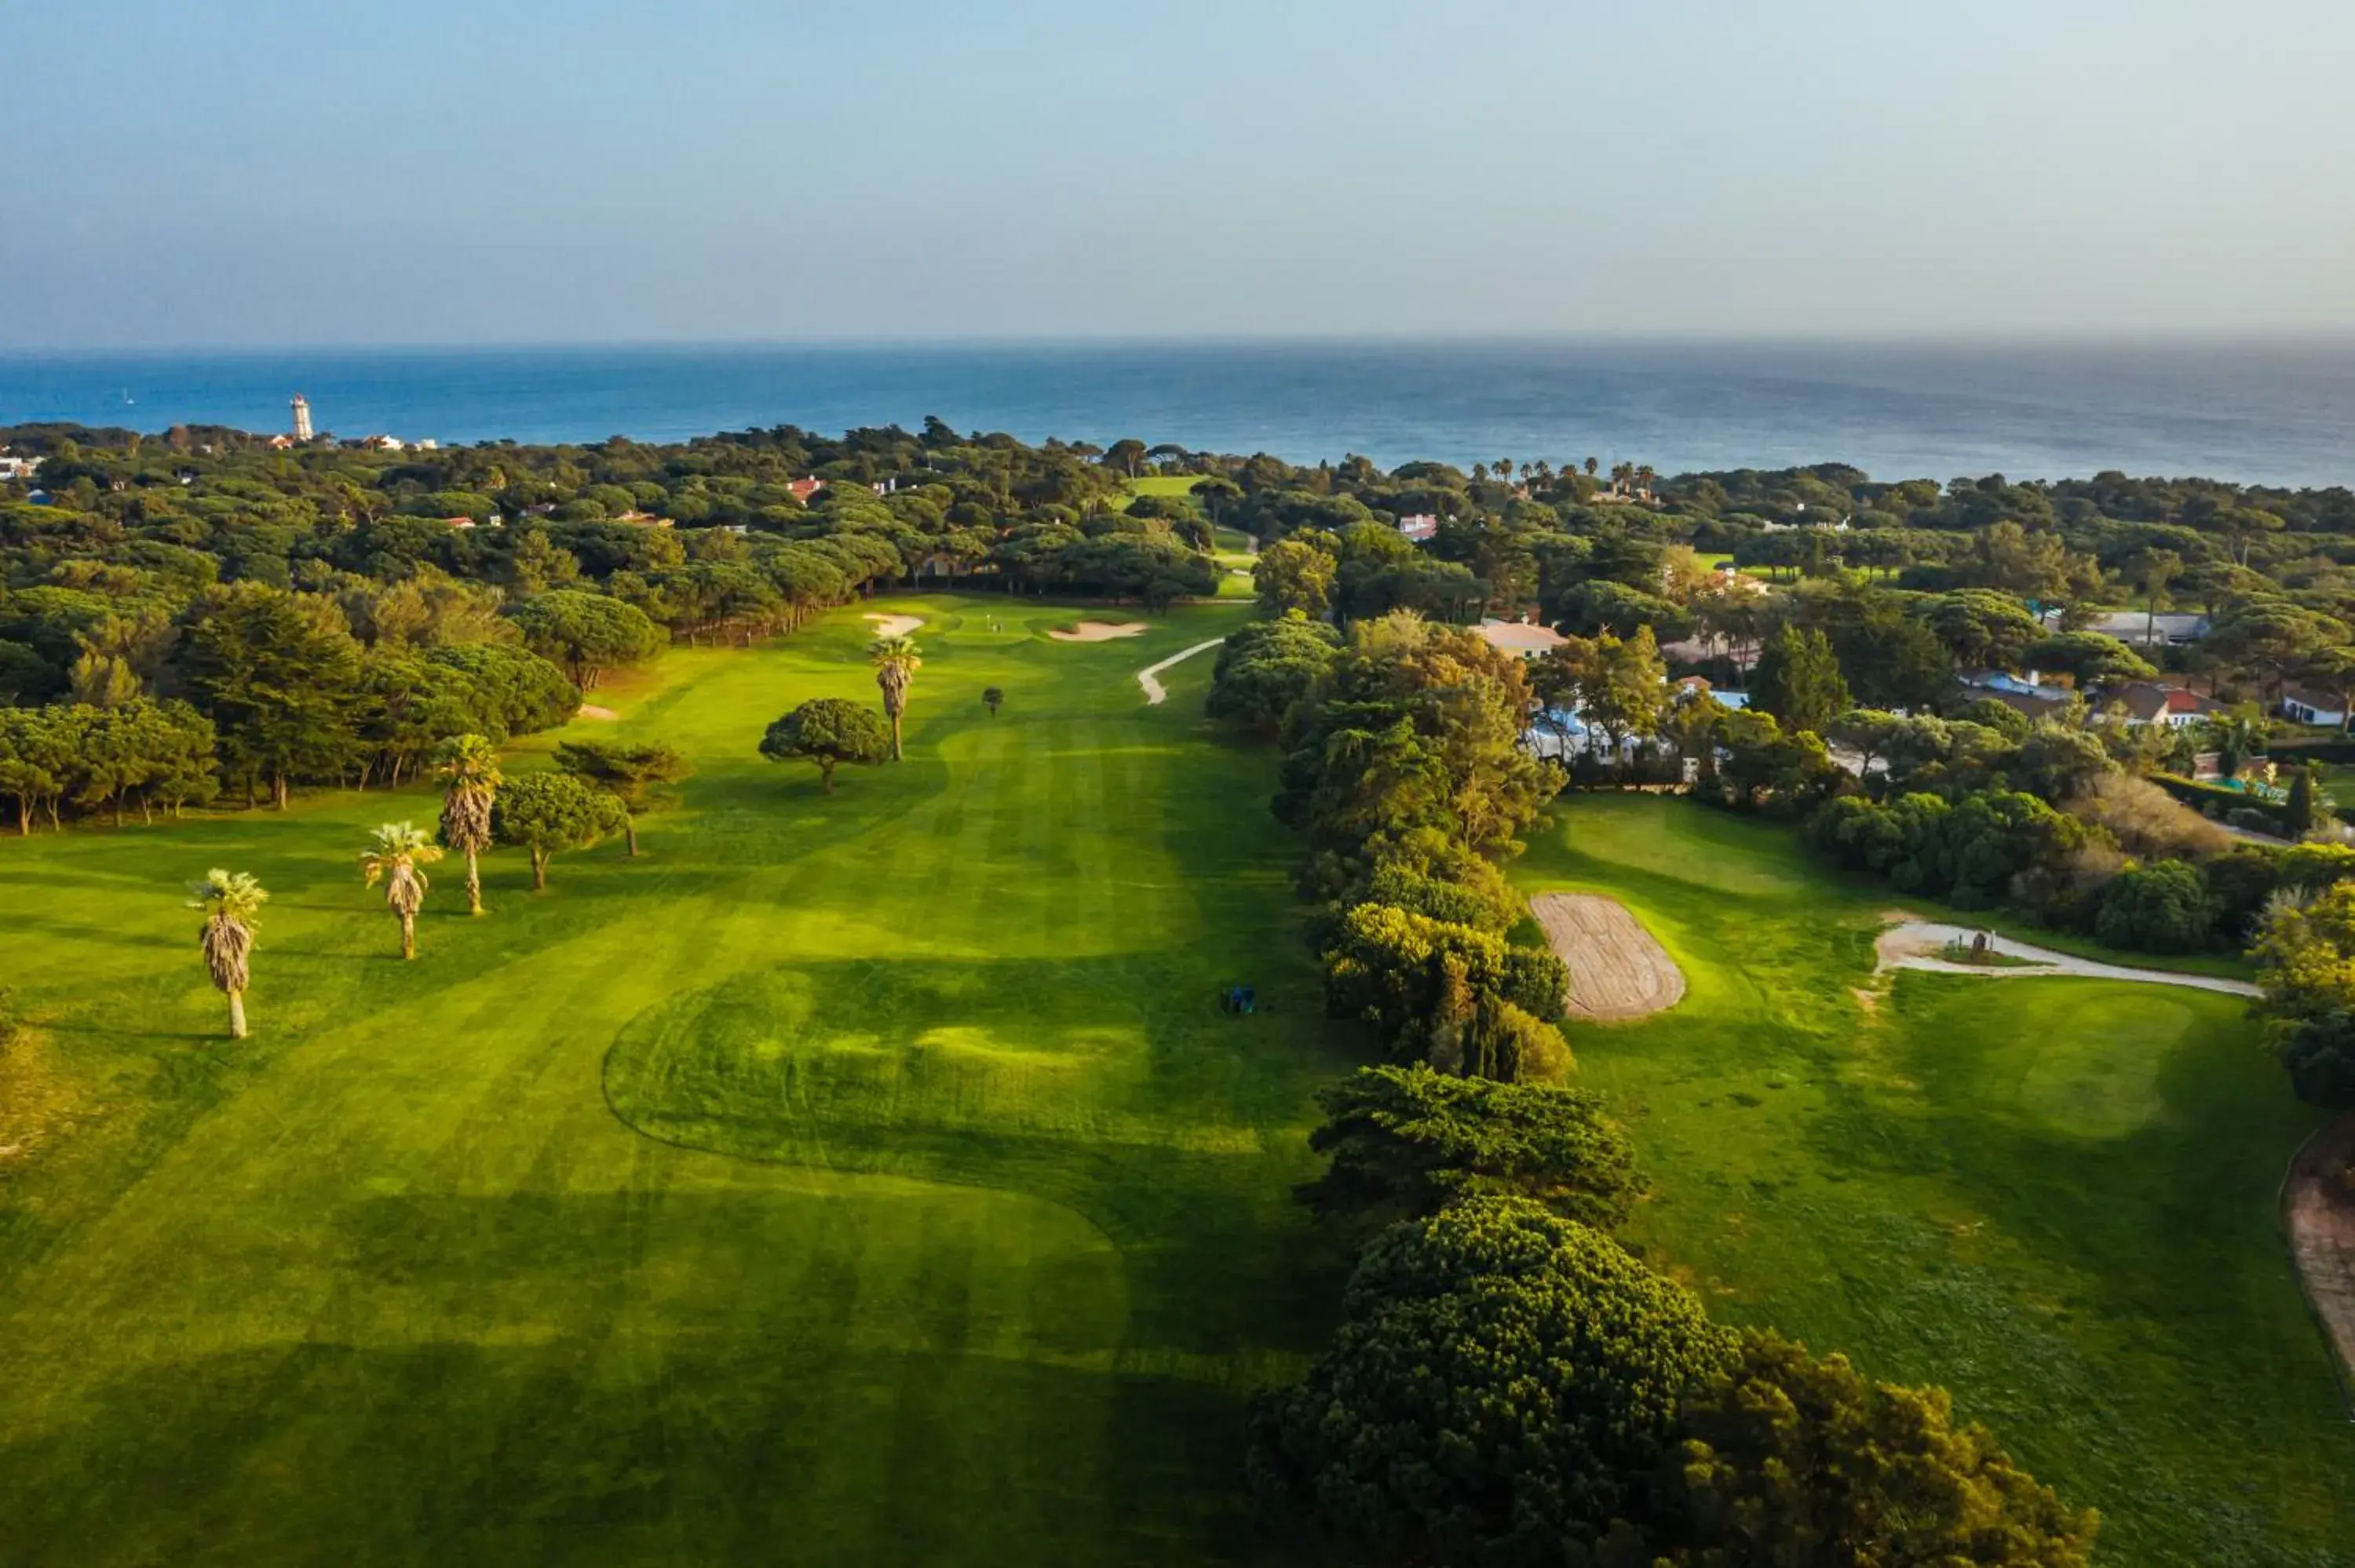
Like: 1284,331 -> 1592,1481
290,395 -> 313,443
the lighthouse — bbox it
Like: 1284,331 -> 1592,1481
290,395 -> 313,443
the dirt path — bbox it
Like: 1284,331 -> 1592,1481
1531,893 -> 1685,1022
1136,640 -> 1224,706
863,613 -> 925,638
1874,920 -> 2261,998
2284,1114 -> 2355,1410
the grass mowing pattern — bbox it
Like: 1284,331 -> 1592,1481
1528,794 -> 2355,1567
0,596 -> 1354,1567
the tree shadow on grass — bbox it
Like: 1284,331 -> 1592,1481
601,954 -> 1357,1361
0,1188 -> 1274,1566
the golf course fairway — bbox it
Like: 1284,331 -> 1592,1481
0,597 -> 1351,1567
5,601 -> 2355,1566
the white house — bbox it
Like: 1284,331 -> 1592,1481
0,454 -> 40,482
2282,689 -> 2349,727
1397,513 -> 1440,542
2105,680 -> 2222,729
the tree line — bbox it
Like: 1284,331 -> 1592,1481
1207,610 -> 2094,1566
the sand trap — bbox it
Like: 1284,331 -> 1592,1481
1531,893 -> 1685,1022
1873,917 -> 2258,997
2285,1114 -> 2355,1411
1050,621 -> 1149,643
576,704 -> 619,722
864,614 -> 925,638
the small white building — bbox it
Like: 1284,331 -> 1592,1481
0,454 -> 38,482
2282,689 -> 2348,727
1398,513 -> 1439,542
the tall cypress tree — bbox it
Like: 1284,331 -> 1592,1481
1751,625 -> 1852,738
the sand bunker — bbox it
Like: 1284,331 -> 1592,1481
1531,893 -> 1685,1022
1050,621 -> 1149,643
864,614 -> 925,638
2285,1114 -> 2355,1410
576,704 -> 619,722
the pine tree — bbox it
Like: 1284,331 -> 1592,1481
1750,625 -> 1852,738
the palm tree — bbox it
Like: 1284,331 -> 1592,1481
435,733 -> 501,915
361,822 -> 444,960
869,635 -> 923,760
189,868 -> 267,1040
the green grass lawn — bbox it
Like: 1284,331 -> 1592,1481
1126,476 -> 1204,501
1521,795 -> 2355,1567
0,596 -> 1356,1567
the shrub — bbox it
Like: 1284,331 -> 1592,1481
2282,1012 -> 2355,1107
2067,772 -> 2229,860
2094,859 -> 2218,954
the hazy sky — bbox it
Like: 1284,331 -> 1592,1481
5,0 -> 2353,348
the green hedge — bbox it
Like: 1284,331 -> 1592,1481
2273,738 -> 2355,764
2149,772 -> 2289,833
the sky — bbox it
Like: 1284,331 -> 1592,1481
4,0 -> 2353,349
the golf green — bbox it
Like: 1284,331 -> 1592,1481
1524,793 -> 2355,1568
0,596 -> 1354,1566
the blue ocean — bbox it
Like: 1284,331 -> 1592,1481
2,339 -> 2351,489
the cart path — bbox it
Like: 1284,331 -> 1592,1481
1137,640 -> 1225,706
1875,919 -> 2261,997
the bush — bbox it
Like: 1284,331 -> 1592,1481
2283,1013 -> 2355,1107
2067,772 -> 2229,860
2094,859 -> 2218,954
1247,1198 -> 1732,1563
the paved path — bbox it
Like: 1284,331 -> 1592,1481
2284,1113 -> 2355,1413
1137,640 -> 1224,706
1875,920 -> 2262,998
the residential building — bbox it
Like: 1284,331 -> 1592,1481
0,453 -> 37,482
787,477 -> 827,505
1397,513 -> 1439,542
2282,689 -> 2349,727
2103,681 -> 2222,729
1473,618 -> 1565,658
2042,607 -> 2211,647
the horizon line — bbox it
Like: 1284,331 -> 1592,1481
9,326 -> 2355,359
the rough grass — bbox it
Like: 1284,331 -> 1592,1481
1524,794 -> 2355,1567
0,596 -> 1354,1567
